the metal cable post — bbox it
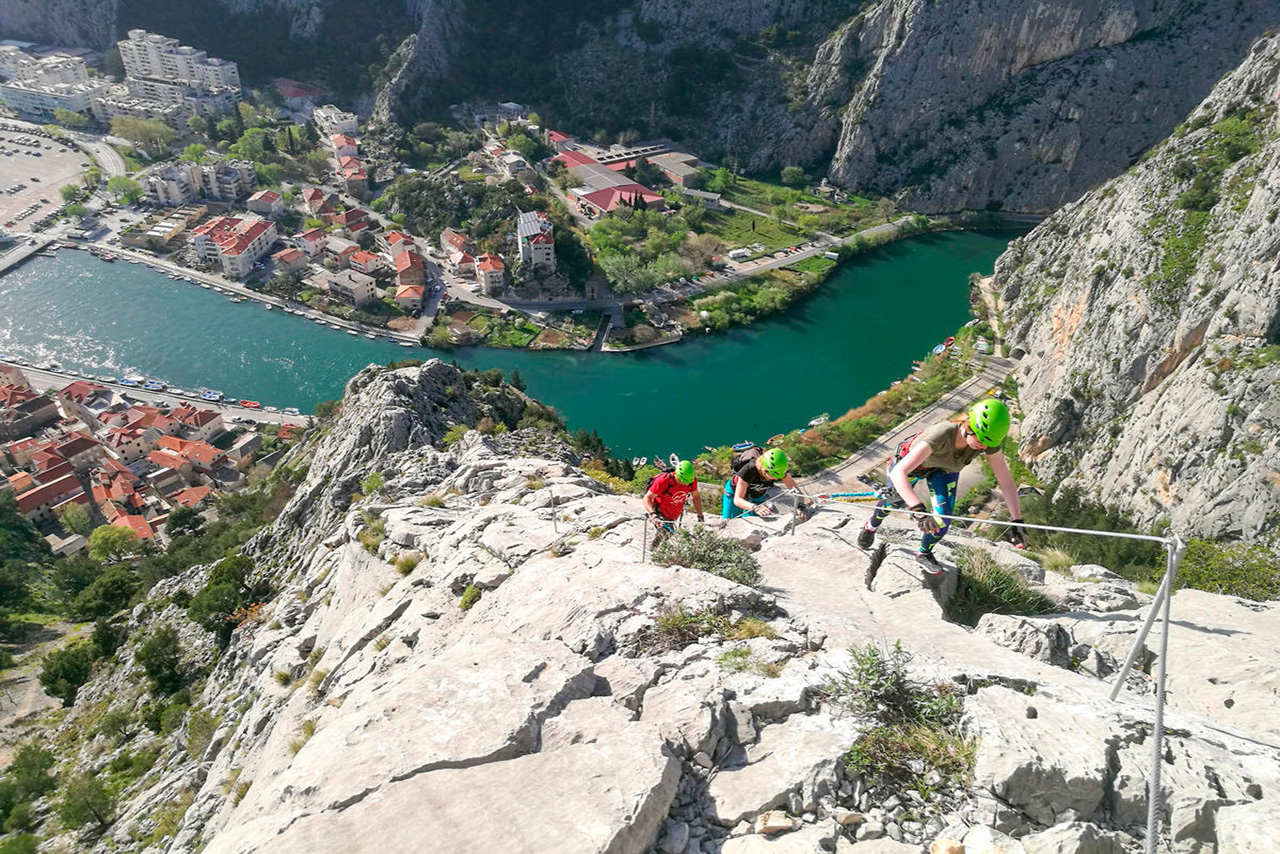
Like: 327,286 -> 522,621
1108,567 -> 1173,701
1145,535 -> 1185,854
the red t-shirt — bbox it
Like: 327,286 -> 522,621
647,471 -> 697,520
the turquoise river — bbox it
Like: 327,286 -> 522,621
0,231 -> 1018,458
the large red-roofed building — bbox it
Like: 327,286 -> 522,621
192,216 -> 279,279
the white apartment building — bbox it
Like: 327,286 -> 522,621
191,215 -> 277,279
100,30 -> 240,126
0,52 -> 105,120
142,159 -> 255,205
516,211 -> 556,269
118,30 -> 240,89
92,89 -> 187,125
313,104 -> 357,136
322,269 -> 377,307
0,78 -> 106,121
7,55 -> 89,87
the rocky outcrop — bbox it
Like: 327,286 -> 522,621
819,0 -> 1280,212
0,0 -> 118,48
997,33 -> 1280,537
34,363 -> 1279,854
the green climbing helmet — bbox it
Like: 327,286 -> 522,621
674,460 -> 696,484
760,448 -> 789,479
969,398 -> 1010,448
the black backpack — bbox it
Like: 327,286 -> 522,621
730,443 -> 763,476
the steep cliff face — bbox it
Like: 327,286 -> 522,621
819,0 -> 1280,212
32,363 -> 1280,854
998,34 -> 1280,539
0,0 -> 118,49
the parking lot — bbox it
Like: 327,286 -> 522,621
0,131 -> 87,230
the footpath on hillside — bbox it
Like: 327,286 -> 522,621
801,355 -> 1015,496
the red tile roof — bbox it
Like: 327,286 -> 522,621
332,208 -> 367,226
148,449 -> 188,471
248,189 -> 282,204
442,229 -> 471,251
547,130 -> 572,143
16,473 -> 85,515
529,232 -> 553,245
273,247 -> 305,263
476,253 -> 505,273
554,150 -> 598,168
331,134 -> 358,149
273,77 -> 330,99
395,284 -> 425,299
395,251 -> 424,272
58,380 -> 108,404
386,231 -> 412,246
194,216 -> 275,257
171,486 -> 213,508
171,404 -> 222,429
55,433 -> 100,460
0,384 -> 37,407
579,184 -> 665,213
350,250 -> 382,265
113,514 -> 155,540
297,227 -> 326,243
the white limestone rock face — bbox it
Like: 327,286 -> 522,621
39,364 -> 1280,854
1020,822 -> 1126,854
706,713 -> 860,826
820,0 -> 1280,212
998,34 -> 1280,537
207,725 -> 679,854
964,688 -> 1113,825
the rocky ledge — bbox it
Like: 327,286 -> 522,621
46,364 -> 1280,854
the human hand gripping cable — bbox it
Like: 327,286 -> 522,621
909,503 -> 940,534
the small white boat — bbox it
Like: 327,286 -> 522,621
807,414 -> 830,428
364,333 -> 376,339
346,330 -> 358,336
200,284 -> 211,290
398,342 -> 412,347
638,457 -> 648,466
631,457 -> 640,466
264,304 -> 273,310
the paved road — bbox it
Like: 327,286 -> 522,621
12,363 -> 310,427
801,355 -> 1016,495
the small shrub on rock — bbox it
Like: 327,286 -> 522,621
640,605 -> 731,653
459,585 -> 481,611
394,552 -> 423,576
134,625 -> 185,695
653,525 -> 761,587
39,642 -> 96,706
947,547 -> 1057,627
57,773 -> 116,829
826,642 -> 973,795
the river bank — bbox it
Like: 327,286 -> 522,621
0,232 -> 1014,458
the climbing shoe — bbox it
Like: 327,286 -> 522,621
856,526 -> 876,551
915,549 -> 944,581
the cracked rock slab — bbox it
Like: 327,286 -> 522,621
208,723 -> 678,854
237,636 -> 595,824
706,713 -> 860,827
964,687 -> 1112,826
